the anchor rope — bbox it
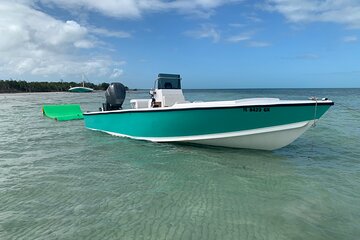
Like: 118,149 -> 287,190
312,96 -> 318,127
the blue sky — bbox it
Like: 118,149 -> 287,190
0,0 -> 360,88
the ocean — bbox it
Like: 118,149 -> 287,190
0,89 -> 359,239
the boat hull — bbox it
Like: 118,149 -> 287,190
184,121 -> 313,150
84,102 -> 333,150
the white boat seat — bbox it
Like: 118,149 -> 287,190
130,99 -> 152,109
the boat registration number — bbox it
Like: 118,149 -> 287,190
243,107 -> 270,112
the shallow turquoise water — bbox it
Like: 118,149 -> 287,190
0,89 -> 359,240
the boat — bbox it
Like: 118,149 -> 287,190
68,85 -> 93,93
68,74 -> 94,92
68,82 -> 93,92
83,73 -> 334,150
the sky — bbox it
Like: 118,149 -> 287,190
0,0 -> 360,88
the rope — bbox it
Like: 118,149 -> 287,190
310,96 -> 318,127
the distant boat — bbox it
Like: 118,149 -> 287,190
68,74 -> 94,93
68,85 -> 93,93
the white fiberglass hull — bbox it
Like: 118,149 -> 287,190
183,121 -> 314,150
91,120 -> 314,150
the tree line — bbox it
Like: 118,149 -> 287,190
0,80 -> 115,93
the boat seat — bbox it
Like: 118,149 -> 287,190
130,99 -> 152,109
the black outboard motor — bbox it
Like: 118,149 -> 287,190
102,83 -> 126,111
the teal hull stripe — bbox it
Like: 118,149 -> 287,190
84,102 -> 334,115
84,104 -> 332,138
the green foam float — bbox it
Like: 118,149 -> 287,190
42,104 -> 83,121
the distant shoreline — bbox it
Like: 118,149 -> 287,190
0,89 -> 140,94
0,80 -> 128,93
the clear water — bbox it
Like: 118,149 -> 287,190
0,89 -> 359,240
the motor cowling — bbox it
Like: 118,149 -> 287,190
103,83 -> 126,111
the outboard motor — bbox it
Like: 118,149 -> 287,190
102,83 -> 126,111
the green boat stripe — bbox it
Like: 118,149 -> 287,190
84,101 -> 334,116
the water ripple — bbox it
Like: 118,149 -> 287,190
1,90 -> 360,239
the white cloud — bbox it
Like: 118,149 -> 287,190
227,35 -> 250,42
248,41 -> 271,47
295,53 -> 319,60
246,15 -> 262,23
185,25 -> 220,42
226,31 -> 270,47
24,0 -> 242,19
110,68 -> 124,79
264,0 -> 360,28
74,40 -> 95,48
229,23 -> 246,28
89,27 -> 132,38
227,32 -> 253,42
44,20 -> 88,47
0,1 -> 122,80
343,35 -> 358,42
